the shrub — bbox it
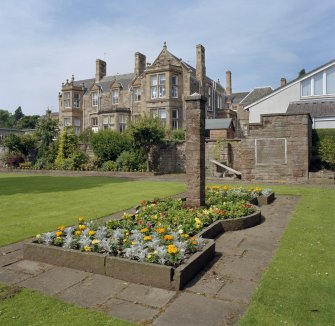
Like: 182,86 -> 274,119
171,129 -> 185,141
90,130 -> 130,162
102,160 -> 118,171
318,135 -> 335,169
116,150 -> 146,171
19,162 -> 33,169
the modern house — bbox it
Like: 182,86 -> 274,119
244,59 -> 335,129
58,43 -> 226,134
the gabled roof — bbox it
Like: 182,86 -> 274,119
245,58 -> 335,110
240,87 -> 273,106
229,92 -> 250,104
205,118 -> 234,130
287,100 -> 335,117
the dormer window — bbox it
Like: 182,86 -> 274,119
150,74 -> 166,99
64,92 -> 71,108
112,89 -> 119,104
92,92 -> 98,106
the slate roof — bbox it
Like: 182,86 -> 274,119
229,92 -> 250,104
240,87 -> 273,106
205,118 -> 233,130
286,100 -> 335,117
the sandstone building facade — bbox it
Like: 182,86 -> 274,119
58,43 -> 225,134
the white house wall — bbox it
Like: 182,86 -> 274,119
249,83 -> 301,123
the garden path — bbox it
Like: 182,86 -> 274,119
0,195 -> 298,325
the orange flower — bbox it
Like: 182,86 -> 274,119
58,226 -> 65,231
75,230 -> 81,236
164,235 -> 174,241
167,244 -> 178,254
156,227 -> 166,234
55,231 -> 62,237
140,228 -> 149,233
144,236 -> 152,241
78,224 -> 86,231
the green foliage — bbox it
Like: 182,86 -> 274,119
3,133 -> 37,161
171,129 -> 185,141
318,135 -> 335,168
35,113 -> 58,167
55,128 -> 88,170
116,149 -> 147,171
0,109 -> 15,128
16,115 -> 40,129
14,106 -> 24,121
102,160 -> 118,171
127,116 -> 165,153
213,139 -> 223,161
90,130 -> 131,162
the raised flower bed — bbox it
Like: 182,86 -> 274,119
25,185 -> 266,289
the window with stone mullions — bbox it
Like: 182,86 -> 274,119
92,92 -> 98,106
64,92 -> 71,108
133,87 -> 141,102
171,75 -> 178,98
119,114 -> 127,133
150,74 -> 166,99
172,109 -> 179,129
112,90 -> 119,104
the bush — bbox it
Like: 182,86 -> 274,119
6,154 -> 25,167
318,135 -> 335,169
90,130 -> 131,162
102,160 -> 118,171
116,150 -> 146,172
19,162 -> 33,169
171,129 -> 185,141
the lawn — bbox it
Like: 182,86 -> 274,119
0,284 -> 135,326
0,173 -> 185,247
238,184 -> 335,326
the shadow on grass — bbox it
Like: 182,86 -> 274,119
0,176 -> 131,196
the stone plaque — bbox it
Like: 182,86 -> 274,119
255,138 -> 287,165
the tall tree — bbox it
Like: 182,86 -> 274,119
14,106 -> 24,121
0,109 -> 15,128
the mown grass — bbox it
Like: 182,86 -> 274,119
0,284 -> 135,326
238,184 -> 335,326
0,173 -> 185,246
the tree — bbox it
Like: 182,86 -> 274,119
35,113 -> 58,167
14,106 -> 24,122
16,115 -> 40,129
0,109 -> 15,128
127,116 -> 165,171
298,69 -> 306,78
318,136 -> 335,169
90,130 -> 131,162
3,133 -> 37,161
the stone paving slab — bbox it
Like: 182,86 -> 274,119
17,266 -> 90,296
116,283 -> 176,308
0,252 -> 22,267
153,292 -> 242,326
101,297 -> 159,323
0,268 -> 32,284
56,274 -> 128,307
5,260 -> 53,275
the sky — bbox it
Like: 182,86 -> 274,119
1,0 -> 335,116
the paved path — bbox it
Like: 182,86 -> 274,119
0,195 -> 298,325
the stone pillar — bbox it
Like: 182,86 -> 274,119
185,93 -> 207,207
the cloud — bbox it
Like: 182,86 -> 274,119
0,0 -> 335,115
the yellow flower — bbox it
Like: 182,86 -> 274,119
92,239 -> 100,245
58,225 -> 65,231
156,227 -> 166,234
223,185 -> 228,191
78,224 -> 86,231
167,244 -> 178,254
181,234 -> 189,238
147,253 -> 152,259
140,228 -> 149,233
123,213 -> 132,219
83,246 -> 92,252
78,217 -> 85,223
131,241 -> 137,245
55,231 -> 62,237
75,230 -> 82,236
88,230 -> 96,236
144,236 -> 152,241
164,235 -> 174,241
36,234 -> 41,239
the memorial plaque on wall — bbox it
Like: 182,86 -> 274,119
255,138 -> 287,165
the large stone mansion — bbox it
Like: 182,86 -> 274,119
58,43 -> 229,134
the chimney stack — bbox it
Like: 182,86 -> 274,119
196,44 -> 206,95
95,59 -> 106,83
134,52 -> 146,76
226,70 -> 232,96
280,77 -> 287,87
